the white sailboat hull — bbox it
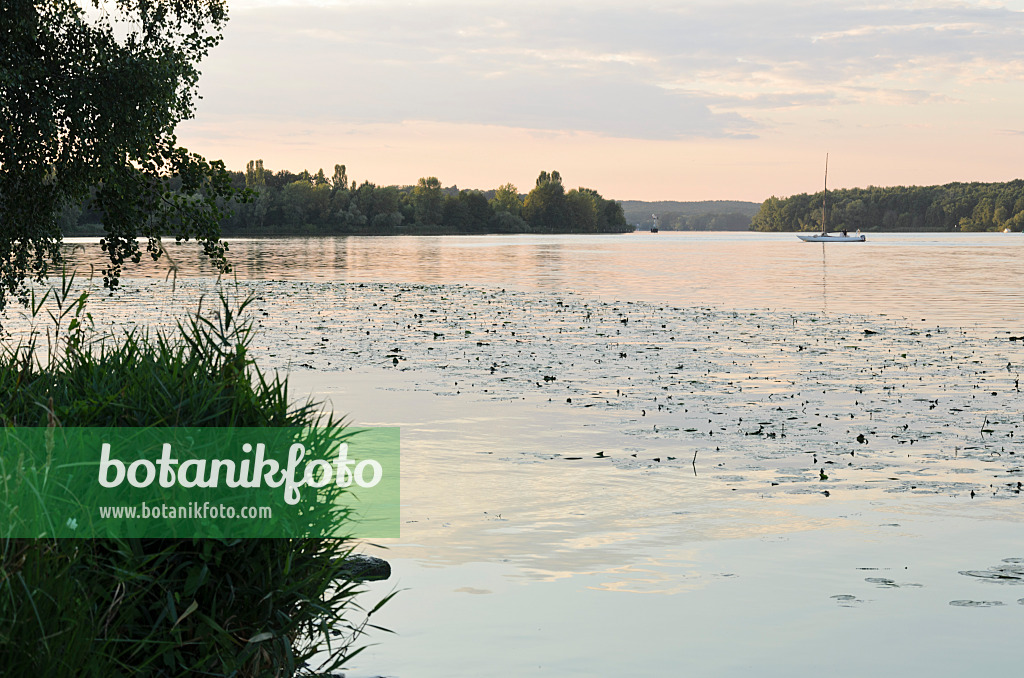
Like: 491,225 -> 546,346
798,155 -> 867,243
797,233 -> 866,242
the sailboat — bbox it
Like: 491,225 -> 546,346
796,154 -> 866,242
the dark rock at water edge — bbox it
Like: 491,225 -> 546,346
336,553 -> 391,581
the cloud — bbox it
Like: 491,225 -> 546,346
197,1 -> 1024,139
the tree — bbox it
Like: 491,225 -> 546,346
412,176 -> 443,225
460,190 -> 492,232
602,198 -> 628,232
566,188 -> 600,232
523,170 -> 568,232
750,197 -> 783,231
0,1 -> 239,310
240,159 -> 268,230
331,164 -> 348,191
441,193 -> 470,231
244,160 -> 266,190
490,182 -> 522,216
280,179 -> 331,232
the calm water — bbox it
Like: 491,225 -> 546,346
52,233 -> 1024,677
68,231 -> 1024,329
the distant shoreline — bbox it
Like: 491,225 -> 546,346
60,227 -> 1015,241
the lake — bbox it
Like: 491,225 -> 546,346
52,232 -> 1024,676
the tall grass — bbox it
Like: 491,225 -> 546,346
0,275 -> 390,676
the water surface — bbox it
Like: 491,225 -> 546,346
66,231 -> 1024,329
45,233 -> 1024,676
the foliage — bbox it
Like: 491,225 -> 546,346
412,176 -> 444,226
618,200 -> 759,231
621,200 -> 760,217
653,212 -> 753,231
0,1 -> 241,312
0,278 -> 388,676
750,180 -> 1024,232
60,164 -> 631,236
490,182 -> 523,217
522,170 -> 568,231
216,166 -> 630,234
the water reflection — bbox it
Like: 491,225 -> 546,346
821,242 -> 829,315
63,232 -> 1024,329
46,233 -> 1024,678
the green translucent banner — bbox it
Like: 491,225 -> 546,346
0,427 -> 399,538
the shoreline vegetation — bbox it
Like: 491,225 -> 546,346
620,200 -> 760,232
4,6 -> 391,677
222,170 -> 1024,235
56,164 -> 1024,237
0,279 -> 384,675
62,164 -> 633,237
752,179 -> 1024,233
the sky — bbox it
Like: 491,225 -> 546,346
176,0 -> 1024,202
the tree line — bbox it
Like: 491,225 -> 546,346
650,212 -> 752,231
619,200 -> 760,231
61,163 -> 630,236
751,180 -> 1024,232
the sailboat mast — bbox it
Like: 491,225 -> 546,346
822,153 -> 829,234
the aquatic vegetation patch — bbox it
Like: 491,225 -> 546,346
23,277 -> 1024,502
959,558 -> 1024,584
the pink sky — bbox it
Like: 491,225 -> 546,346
177,1 -> 1024,203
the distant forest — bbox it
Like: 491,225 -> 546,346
57,162 -> 1023,237
751,180 -> 1024,232
620,200 -> 760,231
62,163 -> 630,236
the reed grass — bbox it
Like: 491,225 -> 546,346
0,275 -> 389,677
